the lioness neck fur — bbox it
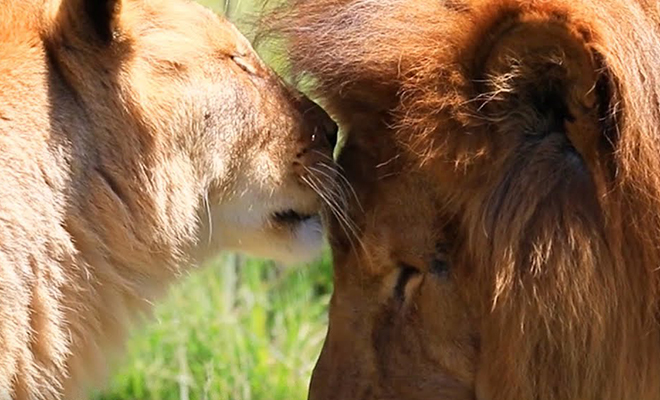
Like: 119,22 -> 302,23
0,0 -> 337,398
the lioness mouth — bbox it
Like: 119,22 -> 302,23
273,209 -> 316,225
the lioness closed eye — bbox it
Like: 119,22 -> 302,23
0,0 -> 337,398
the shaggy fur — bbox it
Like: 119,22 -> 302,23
0,0 -> 337,398
266,0 -> 660,399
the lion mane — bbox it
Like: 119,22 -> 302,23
266,0 -> 660,399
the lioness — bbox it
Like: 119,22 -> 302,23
0,0 -> 337,398
269,0 -> 660,399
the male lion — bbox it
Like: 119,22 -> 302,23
0,0 -> 337,398
268,0 -> 660,399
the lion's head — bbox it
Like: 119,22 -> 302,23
267,0 -> 660,399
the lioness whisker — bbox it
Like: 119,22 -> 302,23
202,191 -> 213,245
307,165 -> 352,210
302,173 -> 364,255
302,173 -> 348,228
311,149 -> 345,170
315,162 -> 365,213
301,175 -> 354,243
305,166 -> 354,218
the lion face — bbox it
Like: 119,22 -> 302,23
312,166 -> 477,400
268,0 -> 660,399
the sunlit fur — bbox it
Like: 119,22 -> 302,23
266,0 -> 660,399
0,0 -> 337,398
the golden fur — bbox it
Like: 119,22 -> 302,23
266,0 -> 660,399
0,0 -> 337,398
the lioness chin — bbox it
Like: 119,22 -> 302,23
0,0 -> 337,398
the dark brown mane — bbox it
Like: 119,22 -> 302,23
265,1 -> 660,399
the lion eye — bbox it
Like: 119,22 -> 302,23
394,264 -> 420,301
431,246 -> 451,278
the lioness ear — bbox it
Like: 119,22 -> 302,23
83,0 -> 122,43
50,0 -> 122,44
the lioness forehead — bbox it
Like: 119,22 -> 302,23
125,0 -> 253,55
43,0 -> 250,55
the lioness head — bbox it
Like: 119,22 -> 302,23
0,0 -> 337,396
42,0 -> 338,266
268,0 -> 660,399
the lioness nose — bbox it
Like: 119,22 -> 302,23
321,117 -> 338,148
303,99 -> 338,150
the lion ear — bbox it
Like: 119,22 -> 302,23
470,8 -> 614,154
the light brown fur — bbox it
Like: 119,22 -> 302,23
266,0 -> 660,399
0,0 -> 337,398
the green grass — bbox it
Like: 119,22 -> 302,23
94,1 -> 332,399
94,253 -> 332,400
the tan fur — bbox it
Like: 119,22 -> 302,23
266,0 -> 660,399
0,0 -> 337,398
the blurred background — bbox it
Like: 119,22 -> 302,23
93,1 -> 333,399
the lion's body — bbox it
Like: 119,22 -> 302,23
269,0 -> 660,399
0,0 -> 336,398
